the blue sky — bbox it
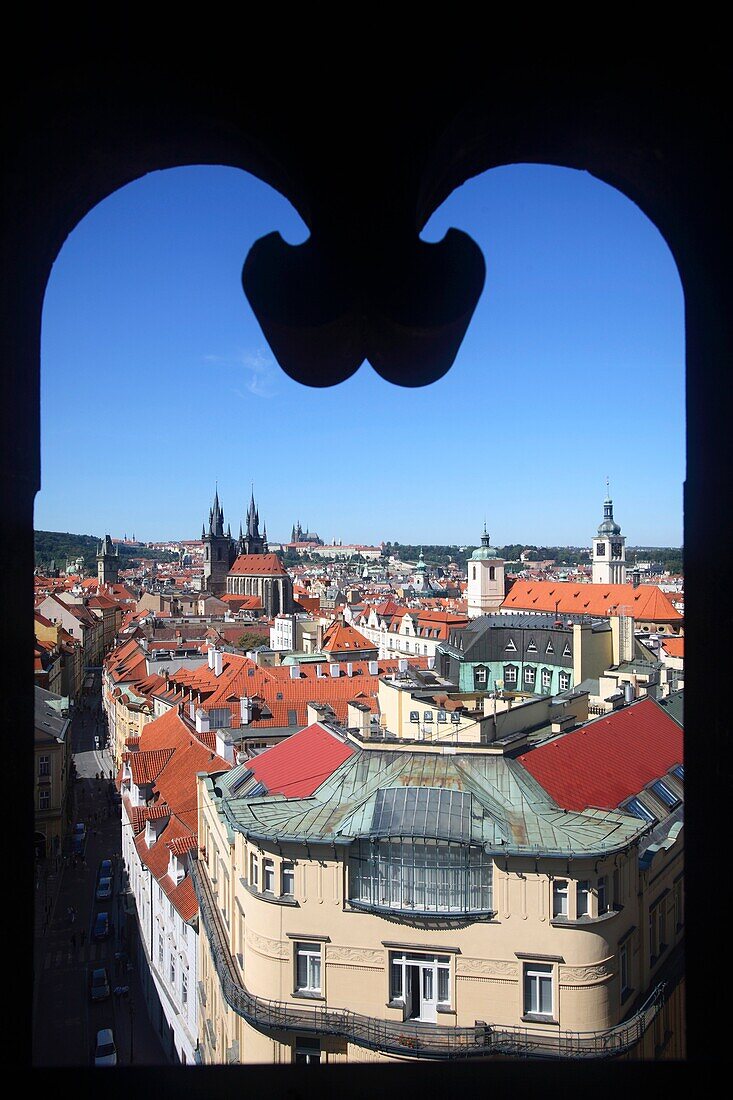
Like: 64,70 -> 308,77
37,163 -> 684,547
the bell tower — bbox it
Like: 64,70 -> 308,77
467,524 -> 505,618
592,483 -> 627,584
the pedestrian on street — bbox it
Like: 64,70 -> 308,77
70,906 -> 76,924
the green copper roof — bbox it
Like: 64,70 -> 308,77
471,525 -> 499,560
214,742 -> 644,857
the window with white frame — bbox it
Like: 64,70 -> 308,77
558,671 -> 571,691
182,970 -> 188,1005
282,861 -> 295,896
437,710 -> 447,723
577,880 -> 590,917
504,664 -> 518,684
597,875 -> 608,914
523,962 -> 553,1017
249,852 -> 259,888
264,859 -> 275,893
170,956 -> 176,986
158,933 -> 164,967
39,788 -> 50,810
552,879 -> 568,918
524,665 -> 536,686
295,942 -> 322,994
39,754 -> 50,776
474,665 -> 488,686
541,668 -> 552,690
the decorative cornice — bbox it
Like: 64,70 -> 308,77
559,961 -> 614,985
456,957 -> 519,979
327,946 -> 383,966
246,928 -> 289,960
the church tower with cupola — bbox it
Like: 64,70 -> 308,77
202,488 -> 237,595
591,486 -> 627,585
467,525 -> 505,618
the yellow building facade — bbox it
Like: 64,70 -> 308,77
194,698 -> 684,1064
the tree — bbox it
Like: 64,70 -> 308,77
236,629 -> 270,651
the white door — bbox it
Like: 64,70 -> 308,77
420,963 -> 437,1023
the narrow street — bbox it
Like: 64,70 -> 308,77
33,670 -> 167,1067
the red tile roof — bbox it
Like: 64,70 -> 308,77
228,553 -> 288,576
502,580 -> 682,622
247,722 -> 355,797
661,637 -> 684,658
321,619 -> 375,653
517,698 -> 683,812
167,834 -> 198,855
169,874 -> 198,922
127,748 -> 174,785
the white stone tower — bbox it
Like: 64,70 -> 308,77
467,525 -> 505,618
591,485 -> 627,584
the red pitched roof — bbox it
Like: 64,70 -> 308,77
502,580 -> 682,622
228,553 -> 288,576
127,748 -> 174,785
517,698 -> 683,811
321,619 -> 375,653
662,637 -> 684,658
247,722 -> 355,797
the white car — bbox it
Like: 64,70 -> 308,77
94,1028 -> 117,1066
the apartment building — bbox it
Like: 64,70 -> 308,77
193,694 -> 684,1064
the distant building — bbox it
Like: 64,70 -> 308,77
290,520 -> 322,545
97,533 -> 120,586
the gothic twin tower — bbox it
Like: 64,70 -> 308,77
201,488 -> 268,593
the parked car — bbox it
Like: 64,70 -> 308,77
93,1028 -> 117,1066
96,876 -> 113,901
72,822 -> 87,854
98,859 -> 112,879
89,967 -> 110,1002
92,911 -> 109,940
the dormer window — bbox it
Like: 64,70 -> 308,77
168,851 -> 185,886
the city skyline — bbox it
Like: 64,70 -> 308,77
37,163 -> 684,546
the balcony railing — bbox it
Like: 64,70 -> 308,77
191,856 -> 667,1060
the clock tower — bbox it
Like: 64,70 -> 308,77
591,487 -> 627,585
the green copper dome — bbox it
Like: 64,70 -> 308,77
471,527 -> 499,559
597,497 -> 621,536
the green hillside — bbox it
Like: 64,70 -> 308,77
34,531 -> 175,574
